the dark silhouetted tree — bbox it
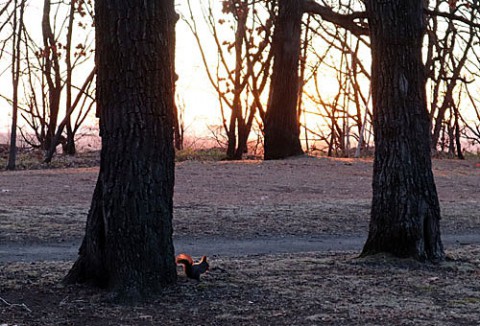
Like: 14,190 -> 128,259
6,0 -> 25,171
184,0 -> 274,159
264,0 -> 304,160
64,0 -> 178,299
361,0 -> 444,262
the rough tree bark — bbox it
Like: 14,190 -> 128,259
64,0 -> 178,299
361,0 -> 444,262
264,0 -> 304,160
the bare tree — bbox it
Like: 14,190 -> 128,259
183,0 -> 274,159
305,19 -> 371,157
302,0 -> 447,261
6,0 -> 25,170
174,93 -> 186,150
462,82 -> 480,147
44,68 -> 95,163
425,0 -> 479,157
39,0 -> 62,150
264,0 -> 304,159
17,0 -> 95,156
300,0 -> 479,158
0,2 -> 14,57
63,0 -> 77,155
296,1 -> 371,157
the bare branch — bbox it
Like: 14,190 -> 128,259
425,8 -> 480,29
303,0 -> 368,36
0,295 -> 32,313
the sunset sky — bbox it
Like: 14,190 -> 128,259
0,1 -> 350,141
0,2 -> 224,137
0,1 -> 478,150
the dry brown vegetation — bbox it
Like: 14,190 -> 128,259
1,155 -> 480,325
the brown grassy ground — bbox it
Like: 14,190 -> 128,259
1,248 -> 480,325
1,155 -> 480,325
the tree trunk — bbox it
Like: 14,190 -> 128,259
42,0 -> 62,151
44,69 -> 95,164
64,0 -> 76,156
173,103 -> 183,151
227,6 -> 248,160
453,106 -> 464,160
235,103 -> 256,159
65,0 -> 178,299
264,0 -> 304,160
361,0 -> 444,262
6,0 -> 24,171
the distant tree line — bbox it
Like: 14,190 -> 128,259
0,0 -> 95,169
184,0 -> 480,159
0,0 -> 479,168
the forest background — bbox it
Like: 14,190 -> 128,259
1,0 -> 479,165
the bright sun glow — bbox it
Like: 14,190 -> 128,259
0,1 -> 346,139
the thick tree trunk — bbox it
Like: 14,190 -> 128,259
264,0 -> 304,160
65,0 -> 177,299
361,0 -> 444,262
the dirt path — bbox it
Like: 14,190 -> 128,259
1,233 -> 479,263
0,156 -> 478,262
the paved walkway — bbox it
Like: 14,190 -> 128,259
1,234 -> 479,263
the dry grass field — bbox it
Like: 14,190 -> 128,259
1,155 -> 479,325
